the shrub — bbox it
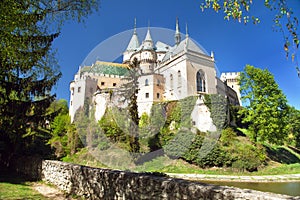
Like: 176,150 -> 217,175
163,130 -> 195,158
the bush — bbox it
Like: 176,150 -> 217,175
220,127 -> 237,146
181,131 -> 225,168
231,143 -> 265,172
163,130 -> 195,158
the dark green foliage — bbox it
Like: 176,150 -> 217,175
179,96 -> 197,128
203,94 -> 228,130
181,131 -> 224,168
182,132 -> 205,162
151,97 -> 196,154
163,130 -> 195,158
229,105 -> 248,129
177,127 -> 266,171
0,0 -> 98,164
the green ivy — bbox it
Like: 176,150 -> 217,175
203,94 -> 228,130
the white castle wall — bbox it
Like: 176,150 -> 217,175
94,93 -> 110,121
191,98 -> 217,132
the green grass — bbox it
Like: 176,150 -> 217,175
134,156 -> 300,176
62,148 -> 108,169
0,169 -> 49,200
63,144 -> 300,176
254,163 -> 300,175
0,181 -> 48,200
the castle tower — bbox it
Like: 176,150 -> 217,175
220,72 -> 241,105
123,18 -> 140,63
139,27 -> 156,74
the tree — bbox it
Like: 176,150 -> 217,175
200,0 -> 299,75
286,106 -> 300,148
48,99 -> 81,158
0,0 -> 98,165
239,65 -> 289,144
118,58 -> 141,155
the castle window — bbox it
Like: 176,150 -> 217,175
170,74 -> 173,89
196,70 -> 206,92
78,87 -> 81,93
178,70 -> 182,87
157,93 -> 160,99
113,83 -> 117,87
101,82 -> 105,86
145,93 -> 149,98
145,79 -> 149,86
157,79 -> 160,86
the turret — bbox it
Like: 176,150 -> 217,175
142,27 -> 154,50
139,27 -> 156,74
123,18 -> 140,62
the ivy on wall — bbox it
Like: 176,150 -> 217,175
203,94 -> 228,130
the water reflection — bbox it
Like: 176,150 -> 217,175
201,181 -> 300,196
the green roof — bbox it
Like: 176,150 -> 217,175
81,61 -> 128,76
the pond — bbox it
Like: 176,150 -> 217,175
201,181 -> 300,197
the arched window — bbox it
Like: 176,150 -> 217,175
196,70 -> 206,92
170,74 -> 173,89
178,70 -> 182,87
145,79 -> 149,86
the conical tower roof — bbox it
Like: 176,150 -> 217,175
144,28 -> 153,42
142,27 -> 154,50
126,18 -> 140,51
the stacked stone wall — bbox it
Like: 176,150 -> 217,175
39,160 -> 298,200
10,158 -> 299,199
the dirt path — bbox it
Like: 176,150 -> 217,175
32,183 -> 72,200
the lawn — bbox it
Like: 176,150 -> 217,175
0,171 -> 48,200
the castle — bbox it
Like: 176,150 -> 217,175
69,19 -> 241,132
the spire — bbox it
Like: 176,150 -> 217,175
185,23 -> 189,38
133,17 -> 137,35
126,18 -> 140,51
175,17 -> 181,45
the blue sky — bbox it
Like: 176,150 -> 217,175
52,0 -> 300,109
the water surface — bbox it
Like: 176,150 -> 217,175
202,180 -> 300,197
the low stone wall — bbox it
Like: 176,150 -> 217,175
41,160 -> 298,200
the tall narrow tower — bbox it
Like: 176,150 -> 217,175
175,17 -> 181,46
